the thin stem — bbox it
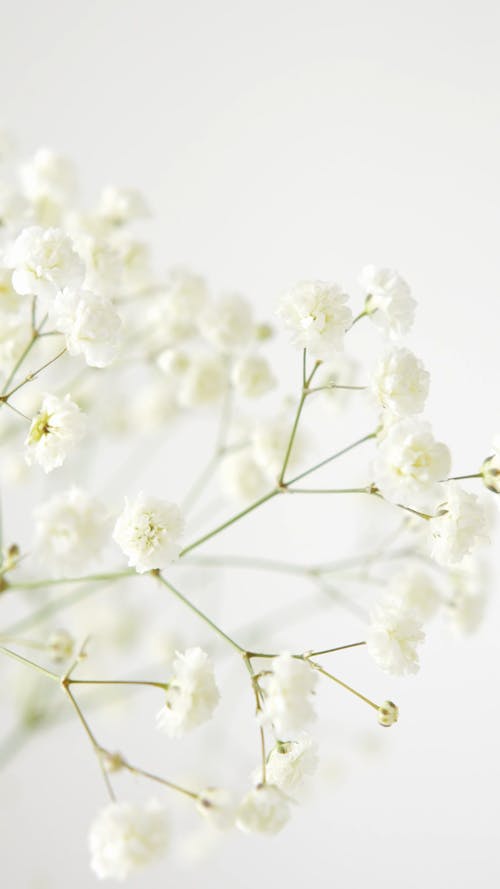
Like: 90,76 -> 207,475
154,573 -> 244,653
8,569 -> 135,592
0,314 -> 48,397
62,683 -> 116,801
286,432 -> 376,487
69,679 -> 168,691
279,352 -> 320,485
310,660 -> 379,710
306,641 -> 366,657
121,760 -> 199,800
179,488 -> 281,557
306,384 -> 367,395
0,644 -> 59,681
349,309 -> 368,328
2,346 -> 67,401
444,473 -> 481,482
288,486 -> 372,495
183,553 -> 313,577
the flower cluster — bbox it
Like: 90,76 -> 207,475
0,135 -> 496,883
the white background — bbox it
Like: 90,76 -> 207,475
1,2 -> 499,887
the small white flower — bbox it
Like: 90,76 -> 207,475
196,787 -> 236,830
156,647 -> 220,737
52,287 -> 122,367
231,353 -> 276,398
151,267 -> 209,344
373,418 -> 451,504
366,603 -> 425,676
221,451 -> 270,503
34,487 -> 109,575
263,735 -> 319,793
89,800 -> 168,881
113,492 -> 184,573
178,352 -> 227,407
384,567 -> 440,622
73,233 -> 122,297
22,148 -> 77,206
277,280 -> 352,358
372,347 -> 430,416
111,234 -> 153,296
156,347 -> 191,378
261,653 -> 317,736
359,266 -> 416,337
429,481 -> 489,565
200,293 -> 253,353
446,558 -> 488,635
236,784 -> 290,835
6,226 -> 85,301
97,186 -> 150,225
25,393 -> 86,473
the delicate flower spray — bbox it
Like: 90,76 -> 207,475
0,134 -> 496,881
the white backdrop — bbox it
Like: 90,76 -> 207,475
1,2 -> 499,887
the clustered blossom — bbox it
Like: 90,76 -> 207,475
373,418 -> 451,505
156,647 -> 220,737
261,654 -> 317,736
34,487 -> 109,575
236,784 -> 290,835
25,393 -> 86,472
366,603 -> 426,676
113,493 -> 184,573
429,481 -> 489,565
359,265 -> 416,336
277,279 -> 353,358
372,346 -> 430,416
263,735 -> 319,793
89,800 -> 168,880
0,136 -> 497,882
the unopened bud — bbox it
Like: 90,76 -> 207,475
377,700 -> 399,727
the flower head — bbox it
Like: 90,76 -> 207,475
6,226 -> 85,301
261,653 -> 317,736
156,647 -> 220,737
263,735 -> 319,792
360,265 -> 416,337
89,800 -> 168,881
277,280 -> 352,358
200,293 -> 253,353
113,493 -> 184,573
25,393 -> 86,472
34,487 -> 109,575
231,353 -> 276,398
52,287 -> 122,367
236,784 -> 290,835
366,603 -> 425,676
373,418 -> 450,504
196,787 -> 236,830
429,481 -> 489,565
373,346 -> 430,416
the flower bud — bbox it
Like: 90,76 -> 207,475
48,629 -> 74,662
481,455 -> 500,494
377,700 -> 399,727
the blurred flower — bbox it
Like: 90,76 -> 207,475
89,800 -> 168,880
156,647 -> 220,737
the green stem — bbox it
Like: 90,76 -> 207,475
154,573 -> 244,653
0,644 -> 59,681
8,569 -> 135,592
310,660 -> 379,710
286,432 -> 376,486
69,679 -> 168,691
179,488 -> 281,557
288,486 -> 372,495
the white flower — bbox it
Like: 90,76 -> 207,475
446,559 -> 488,635
178,352 -> 227,407
200,293 -> 253,353
261,653 -> 317,736
25,393 -> 86,472
6,226 -> 85,301
156,647 -> 220,737
366,603 -> 425,676
73,233 -> 122,297
156,347 -> 191,378
373,418 -> 451,504
359,266 -> 416,337
384,567 -> 440,622
236,784 -> 290,835
221,451 -> 270,503
0,183 -> 28,229
34,487 -> 109,575
52,287 -> 122,367
372,347 -> 430,416
89,800 -> 168,881
481,434 -> 500,493
277,280 -> 352,358
151,267 -> 209,344
21,148 -> 77,208
97,186 -> 150,225
263,735 -> 319,793
196,787 -> 236,830
429,481 -> 489,565
111,234 -> 153,296
231,353 -> 276,398
113,493 -> 184,573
